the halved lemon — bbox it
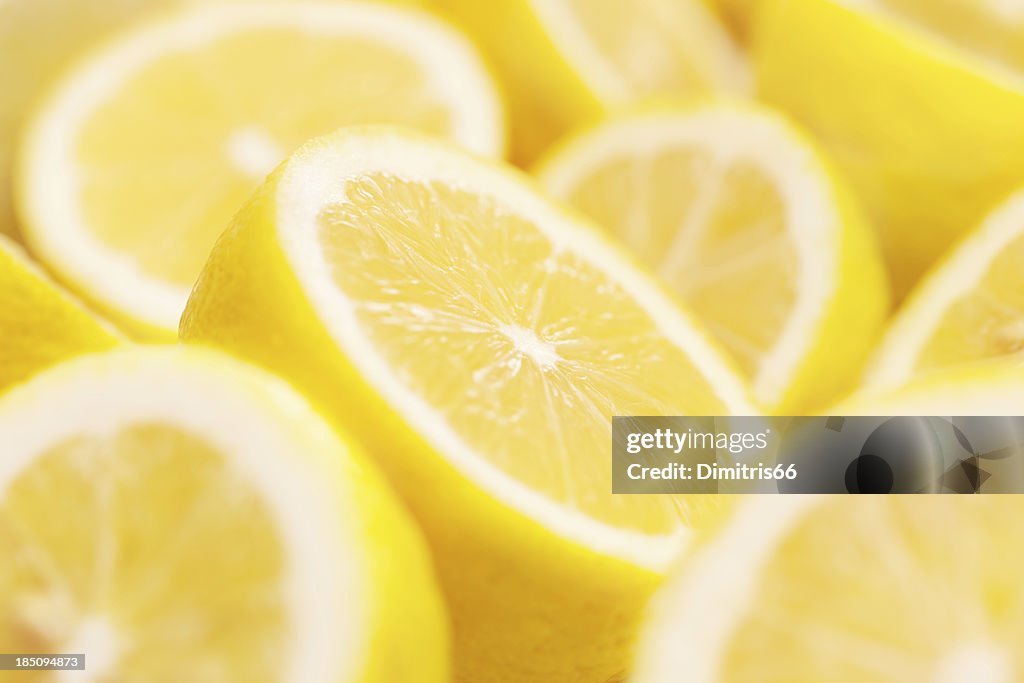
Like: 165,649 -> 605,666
633,493 -> 1024,683
180,126 -> 757,682
16,0 -> 504,339
865,188 -> 1024,392
756,0 -> 1024,297
0,345 -> 448,682
536,103 -> 889,412
435,0 -> 749,164
0,233 -> 118,391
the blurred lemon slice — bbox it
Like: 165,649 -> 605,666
634,493 -> 1024,683
537,103 -> 889,412
0,346 -> 448,682
0,234 -> 118,391
180,126 -> 757,681
865,189 -> 1024,391
757,0 -> 1024,297
16,0 -> 504,339
436,0 -> 749,163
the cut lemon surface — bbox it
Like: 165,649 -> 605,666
435,0 -> 749,164
0,346 -> 448,682
536,103 -> 889,412
865,188 -> 1024,392
180,126 -> 757,682
16,0 -> 503,339
633,494 -> 1024,683
756,0 -> 1024,297
0,233 -> 118,391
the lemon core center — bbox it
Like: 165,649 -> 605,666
499,324 -> 559,368
225,127 -> 284,179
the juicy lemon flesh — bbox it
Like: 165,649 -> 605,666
78,28 -> 452,287
866,0 -> 1024,75
916,234 -> 1024,371
558,0 -> 741,97
562,152 -> 797,381
1,424 -> 287,682
718,498 -> 1024,682
317,172 -> 732,534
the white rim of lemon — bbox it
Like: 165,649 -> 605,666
525,0 -> 751,102
633,496 -> 826,683
20,1 -> 504,332
277,128 -> 759,570
865,189 -> 1024,392
0,348 -> 366,683
833,0 -> 1024,91
539,106 -> 839,408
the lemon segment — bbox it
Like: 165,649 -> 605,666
435,0 -> 749,164
755,0 -> 1024,297
0,346 -> 448,683
634,493 -> 1024,683
17,1 -> 504,339
537,104 -> 889,412
180,126 -> 757,682
0,234 -> 118,391
865,189 -> 1024,391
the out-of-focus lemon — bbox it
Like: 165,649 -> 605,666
634,492 -> 1024,682
705,0 -> 758,37
756,0 -> 1024,298
180,126 -> 757,682
0,233 -> 118,391
435,0 -> 749,164
866,188 -> 1024,391
16,0 -> 504,339
537,103 -> 889,412
0,346 -> 448,682
0,0 -> 427,241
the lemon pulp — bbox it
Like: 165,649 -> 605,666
317,172 -> 734,534
1,424 -> 286,681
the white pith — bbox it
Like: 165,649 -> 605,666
277,130 -> 759,571
526,0 -> 751,103
539,106 -> 841,408
21,0 -> 503,333
0,348 -> 365,683
631,496 -> 826,683
835,0 -> 1024,90
865,189 -> 1024,391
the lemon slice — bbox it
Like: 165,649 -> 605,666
536,104 -> 889,412
0,233 -> 118,391
436,0 -> 749,163
865,189 -> 1024,391
180,126 -> 757,682
0,346 -> 448,682
633,493 -> 1024,683
16,1 -> 504,339
757,0 -> 1024,297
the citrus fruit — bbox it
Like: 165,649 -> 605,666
536,103 -> 889,412
0,233 -> 118,391
756,0 -> 1024,297
633,494 -> 1024,683
16,0 -> 504,339
435,0 -> 749,164
0,345 -> 448,682
180,126 -> 758,682
865,188 -> 1024,391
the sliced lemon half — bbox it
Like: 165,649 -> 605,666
0,233 -> 118,391
180,126 -> 757,682
757,0 -> 1024,297
865,188 -> 1024,392
17,0 -> 504,339
537,103 -> 889,412
436,0 -> 749,163
0,346 -> 448,682
633,493 -> 1024,683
